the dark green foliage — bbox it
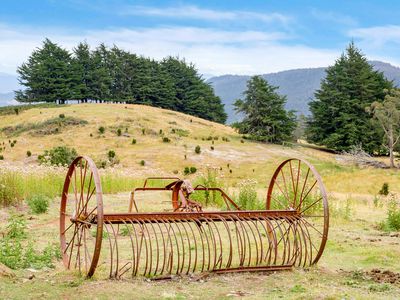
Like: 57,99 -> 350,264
184,166 -> 197,175
140,160 -> 145,166
59,114 -> 65,119
234,76 -> 296,143
26,151 -> 31,157
107,150 -> 116,159
307,43 -> 392,153
131,138 -> 137,144
0,155 -> 3,160
38,146 -> 77,166
26,194 -> 50,214
379,196 -> 400,231
16,40 -> 227,124
16,39 -> 73,104
211,146 -> 214,150
379,183 -> 389,196
195,145 -> 201,154
162,137 -> 171,143
117,128 -> 122,136
98,126 -> 105,134
0,215 -> 60,269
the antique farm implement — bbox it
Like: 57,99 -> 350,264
60,156 -> 329,279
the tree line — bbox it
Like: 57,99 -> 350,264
15,39 -> 227,124
234,42 -> 400,167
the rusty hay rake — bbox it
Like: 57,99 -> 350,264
60,156 -> 329,279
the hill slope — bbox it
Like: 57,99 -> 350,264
208,61 -> 400,123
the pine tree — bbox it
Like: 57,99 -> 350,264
307,42 -> 392,153
234,75 -> 296,143
15,38 -> 73,103
71,41 -> 93,102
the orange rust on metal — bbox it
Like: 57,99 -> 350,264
60,156 -> 329,279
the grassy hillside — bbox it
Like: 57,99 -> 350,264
1,103 -> 400,299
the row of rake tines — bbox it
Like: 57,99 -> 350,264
99,215 -> 317,279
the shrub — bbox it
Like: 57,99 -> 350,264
117,128 -> 122,136
0,215 -> 60,269
142,128 -> 145,135
210,146 -> 214,150
380,197 -> 400,231
26,151 -> 32,157
195,145 -> 201,154
235,180 -> 262,210
98,126 -> 105,134
108,150 -> 116,159
131,138 -> 137,145
0,155 -> 3,160
159,129 -> 163,135
162,137 -> 171,143
38,146 -> 77,166
184,166 -> 197,175
140,160 -> 145,166
379,183 -> 389,196
26,194 -> 50,214
14,108 -> 19,115
59,114 -> 65,119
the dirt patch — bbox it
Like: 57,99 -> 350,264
366,269 -> 400,284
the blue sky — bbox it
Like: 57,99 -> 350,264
0,0 -> 399,76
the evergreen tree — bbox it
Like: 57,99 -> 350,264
234,76 -> 296,143
71,41 -> 93,102
307,42 -> 392,153
15,38 -> 73,103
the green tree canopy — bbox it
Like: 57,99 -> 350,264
306,42 -> 392,153
234,75 -> 296,143
16,39 -> 73,104
15,40 -> 227,124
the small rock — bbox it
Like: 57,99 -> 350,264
28,274 -> 35,280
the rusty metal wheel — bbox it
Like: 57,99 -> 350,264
60,156 -> 103,277
266,158 -> 329,266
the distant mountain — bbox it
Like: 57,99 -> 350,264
208,61 -> 400,123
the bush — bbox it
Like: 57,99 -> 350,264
26,194 -> 50,214
98,126 -> 105,134
38,146 -> 77,166
210,146 -> 214,150
131,138 -> 137,145
0,155 -> 3,160
140,160 -> 145,166
162,137 -> 171,143
108,150 -> 116,159
380,197 -> 400,231
235,180 -> 263,210
195,145 -> 201,154
184,166 -> 197,175
117,128 -> 122,136
59,114 -> 65,119
0,215 -> 60,269
26,150 -> 32,157
379,183 -> 389,196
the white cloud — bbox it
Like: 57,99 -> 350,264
0,23 -> 339,77
311,9 -> 357,27
120,5 -> 291,25
349,25 -> 400,47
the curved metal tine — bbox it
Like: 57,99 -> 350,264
243,216 -> 262,266
173,219 -> 187,275
296,218 -> 309,267
200,216 -> 217,271
137,220 -> 151,277
189,216 -> 206,273
265,217 -> 279,265
240,217 -> 257,267
148,219 -> 162,276
216,215 -> 233,270
165,219 -> 180,275
110,222 -> 120,278
226,214 -> 244,268
230,214 -> 248,267
198,217 -> 212,272
179,219 -> 194,275
103,222 -> 115,278
298,218 -> 314,266
287,216 -> 301,266
271,216 -> 288,266
155,219 -> 170,275
255,216 -> 273,265
129,221 -> 143,277
206,216 -> 224,270
120,220 -> 134,279
160,219 -> 174,275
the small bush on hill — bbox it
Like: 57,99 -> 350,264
26,151 -> 31,157
379,196 -> 400,231
98,126 -> 105,134
195,145 -> 201,154
379,183 -> 389,196
162,137 -> 171,143
184,166 -> 197,175
38,146 -> 77,166
131,138 -> 137,144
117,128 -> 122,136
26,194 -> 50,214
